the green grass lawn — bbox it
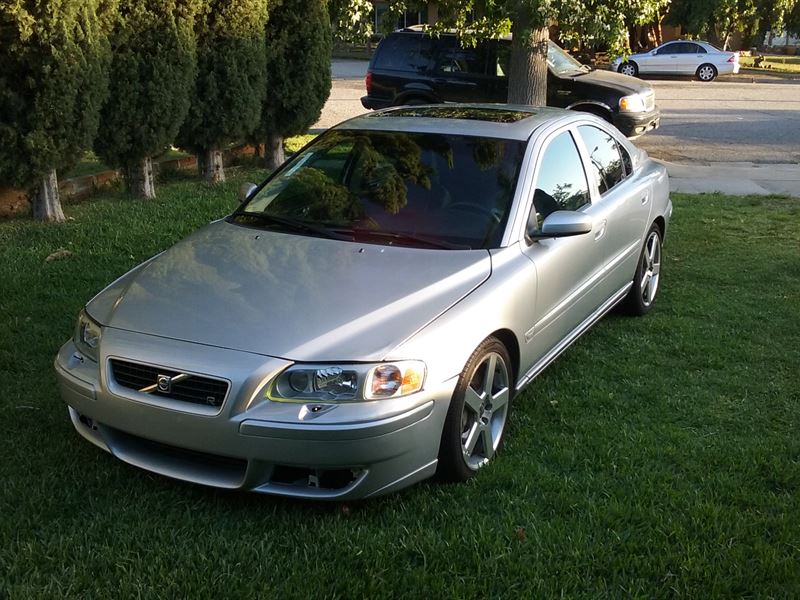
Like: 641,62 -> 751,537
1,180 -> 798,598
740,53 -> 800,73
63,136 -> 315,180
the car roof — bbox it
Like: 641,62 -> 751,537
336,104 -> 574,140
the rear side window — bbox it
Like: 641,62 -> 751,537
578,125 -> 626,194
373,34 -> 434,72
436,42 -> 489,76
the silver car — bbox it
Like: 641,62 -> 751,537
55,105 -> 672,499
612,40 -> 740,82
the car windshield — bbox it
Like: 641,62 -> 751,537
548,41 -> 590,75
233,129 -> 526,249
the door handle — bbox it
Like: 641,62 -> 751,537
640,195 -> 649,205
594,219 -> 607,241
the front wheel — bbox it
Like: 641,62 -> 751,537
620,224 -> 662,316
696,64 -> 717,82
619,62 -> 639,77
437,337 -> 513,482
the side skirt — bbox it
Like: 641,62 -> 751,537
515,281 -> 633,392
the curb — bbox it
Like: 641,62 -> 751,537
655,159 -> 800,196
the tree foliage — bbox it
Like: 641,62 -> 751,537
95,0 -> 199,195
255,0 -> 331,143
329,0 -> 374,44
0,0 -> 113,193
177,0 -> 268,180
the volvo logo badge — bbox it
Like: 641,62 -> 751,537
139,372 -> 191,394
157,374 -> 172,393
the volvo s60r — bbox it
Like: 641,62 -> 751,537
56,105 -> 672,499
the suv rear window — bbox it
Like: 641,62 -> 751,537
374,34 -> 435,72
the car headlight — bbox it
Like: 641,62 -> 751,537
74,309 -> 102,361
619,94 -> 646,113
268,361 -> 426,402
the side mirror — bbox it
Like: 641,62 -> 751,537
527,210 -> 593,241
239,182 -> 257,202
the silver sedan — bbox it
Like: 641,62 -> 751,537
55,105 -> 672,499
612,40 -> 740,82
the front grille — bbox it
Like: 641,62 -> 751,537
109,359 -> 229,408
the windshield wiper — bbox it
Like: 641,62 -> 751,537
348,228 -> 470,250
231,213 -> 353,241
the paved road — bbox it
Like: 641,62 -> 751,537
639,78 -> 800,164
317,59 -> 800,166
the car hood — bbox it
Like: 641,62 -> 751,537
86,220 -> 491,362
567,68 -> 653,96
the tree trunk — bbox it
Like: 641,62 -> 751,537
126,156 -> 156,199
31,169 -> 65,222
201,148 -> 225,183
508,18 -> 549,106
264,134 -> 285,172
655,11 -> 663,46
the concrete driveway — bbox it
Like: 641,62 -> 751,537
317,59 -> 800,195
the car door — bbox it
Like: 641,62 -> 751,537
684,42 -> 708,74
646,41 -> 681,73
432,37 -> 493,103
519,129 -> 611,367
575,122 -> 652,295
487,39 -> 511,103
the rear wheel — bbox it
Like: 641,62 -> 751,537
619,62 -> 638,77
696,64 -> 717,82
620,224 -> 662,316
438,337 -> 513,482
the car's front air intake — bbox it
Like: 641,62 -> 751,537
109,359 -> 229,408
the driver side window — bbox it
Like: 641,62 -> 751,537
529,131 -> 591,230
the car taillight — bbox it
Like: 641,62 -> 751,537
728,53 -> 738,63
365,71 -> 373,94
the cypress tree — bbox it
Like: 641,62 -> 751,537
0,0 -> 114,221
95,0 -> 199,199
177,0 -> 268,183
255,0 -> 332,171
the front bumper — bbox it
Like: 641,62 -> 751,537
613,107 -> 661,138
55,328 -> 454,500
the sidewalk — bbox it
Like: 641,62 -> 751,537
656,160 -> 800,196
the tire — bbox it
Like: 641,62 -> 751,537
403,96 -> 429,106
696,64 -> 717,82
619,62 -> 638,77
620,224 -> 662,316
437,337 -> 513,482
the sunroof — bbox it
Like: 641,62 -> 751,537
373,106 -> 536,123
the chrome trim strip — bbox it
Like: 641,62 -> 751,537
517,282 -> 632,391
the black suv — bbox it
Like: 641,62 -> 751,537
362,29 -> 661,137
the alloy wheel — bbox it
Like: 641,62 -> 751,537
460,352 -> 510,470
640,230 -> 661,307
698,65 -> 716,81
